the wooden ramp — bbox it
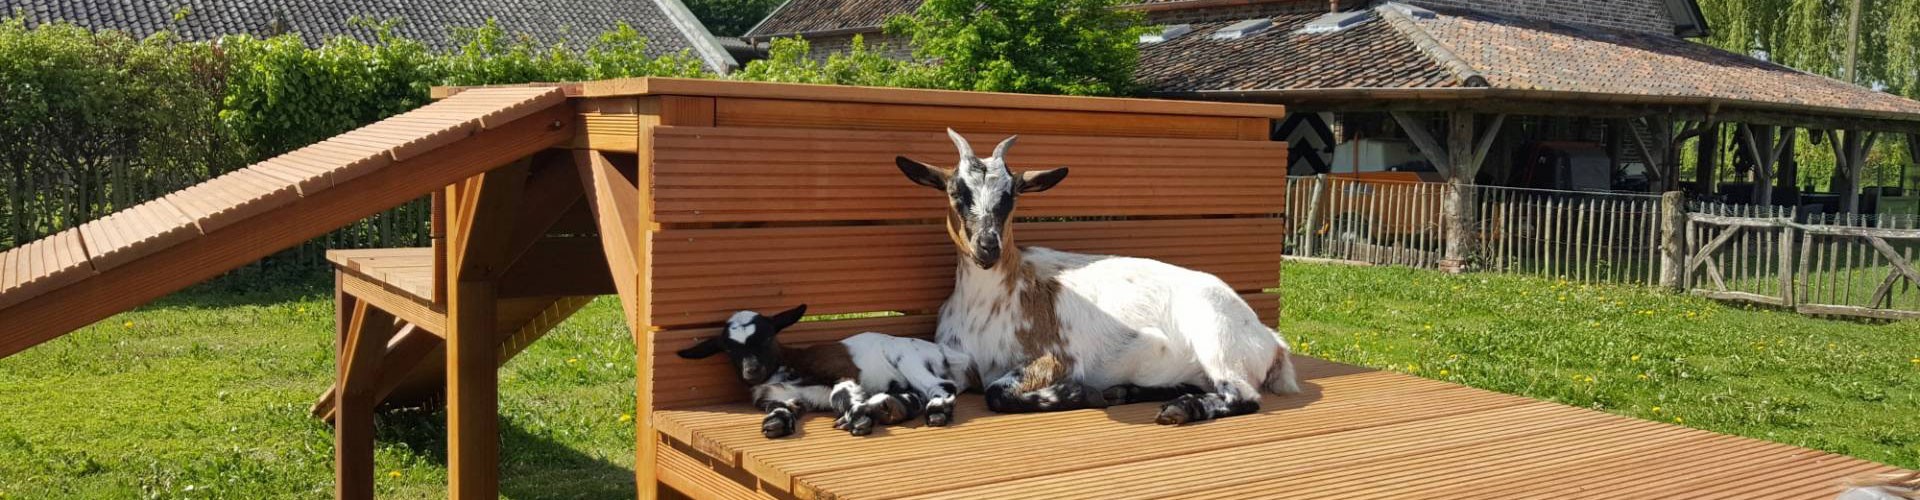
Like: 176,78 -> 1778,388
0,87 -> 574,358
656,356 -> 1906,500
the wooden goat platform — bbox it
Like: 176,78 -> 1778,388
655,356 -> 1901,500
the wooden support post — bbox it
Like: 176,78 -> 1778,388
1301,174 -> 1327,257
335,297 -> 399,500
1440,111 -> 1488,273
1780,130 -> 1801,205
1831,130 -> 1881,214
445,159 -> 531,500
1696,120 -> 1719,196
1659,191 -> 1689,290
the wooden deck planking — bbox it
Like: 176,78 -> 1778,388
655,357 -> 1906,500
163,168 -> 301,234
0,229 -> 92,310
649,126 -> 1286,223
75,198 -> 201,272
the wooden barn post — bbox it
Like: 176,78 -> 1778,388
1391,111 -> 1502,272
1659,191 -> 1688,290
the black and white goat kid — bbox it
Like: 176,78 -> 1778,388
677,305 -> 974,438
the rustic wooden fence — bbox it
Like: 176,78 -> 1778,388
1285,177 -> 1920,320
1473,185 -> 1666,285
1285,176 -> 1447,268
1284,176 -> 1665,284
1682,212 -> 1920,320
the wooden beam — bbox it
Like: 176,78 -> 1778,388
1470,114 -> 1506,170
499,237 -> 616,298
1391,111 -> 1451,177
502,152 -> 587,269
335,299 -> 399,500
312,323 -> 441,422
445,158 -> 533,499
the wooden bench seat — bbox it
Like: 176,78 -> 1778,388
655,356 -> 1899,500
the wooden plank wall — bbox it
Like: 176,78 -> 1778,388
638,98 -> 1287,409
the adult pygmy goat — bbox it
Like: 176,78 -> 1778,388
677,305 -> 974,438
894,129 -> 1300,425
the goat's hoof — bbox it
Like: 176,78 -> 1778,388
926,410 -> 951,427
1102,385 -> 1137,405
847,416 -> 875,436
762,419 -> 795,439
872,396 -> 913,425
1154,404 -> 1192,426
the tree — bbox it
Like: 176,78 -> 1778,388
684,0 -> 786,37
1695,0 -> 1920,190
885,0 -> 1149,96
733,35 -> 931,88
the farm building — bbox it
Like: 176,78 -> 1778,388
1,0 -> 739,73
747,0 -> 1920,269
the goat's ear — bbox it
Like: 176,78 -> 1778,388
1018,167 -> 1069,193
896,156 -> 952,191
767,304 -> 807,331
677,337 -> 724,359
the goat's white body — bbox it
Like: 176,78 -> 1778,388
938,246 -> 1292,395
841,332 -> 973,395
753,333 -> 971,415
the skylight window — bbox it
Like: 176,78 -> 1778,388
1141,24 -> 1194,44
1302,11 -> 1375,34
1211,19 -> 1274,40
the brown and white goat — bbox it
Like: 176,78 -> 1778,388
893,129 -> 1299,425
677,305 -> 974,437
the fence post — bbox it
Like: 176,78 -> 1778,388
1778,223 -> 1796,306
1658,191 -> 1687,290
1302,174 -> 1327,257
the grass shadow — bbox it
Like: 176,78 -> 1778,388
370,409 -> 637,499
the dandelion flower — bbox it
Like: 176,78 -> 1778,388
619,413 -> 634,423
1438,369 -> 1450,376
1637,373 -> 1649,381
1423,324 -> 1434,331
388,470 -> 402,479
1673,417 -> 1684,424
568,358 -> 579,364
1651,406 -> 1662,413
1631,355 -> 1641,362
122,321 -> 133,328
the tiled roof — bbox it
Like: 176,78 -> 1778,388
5,0 -> 737,73
1138,12 -> 1458,92
1412,6 -> 1920,117
746,0 -> 919,38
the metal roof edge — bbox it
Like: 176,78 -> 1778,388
652,0 -> 741,73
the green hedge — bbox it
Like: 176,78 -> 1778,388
0,17 -> 710,275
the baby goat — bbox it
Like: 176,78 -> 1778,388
677,305 -> 974,438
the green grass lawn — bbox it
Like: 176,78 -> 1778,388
1,264 -> 1915,498
1282,263 -> 1920,469
0,283 -> 638,499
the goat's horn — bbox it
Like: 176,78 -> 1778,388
946,128 -> 975,158
993,135 -> 1019,159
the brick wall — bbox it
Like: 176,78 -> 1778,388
1402,0 -> 1676,34
796,33 -> 914,62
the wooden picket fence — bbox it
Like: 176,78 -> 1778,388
1472,185 -> 1666,286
